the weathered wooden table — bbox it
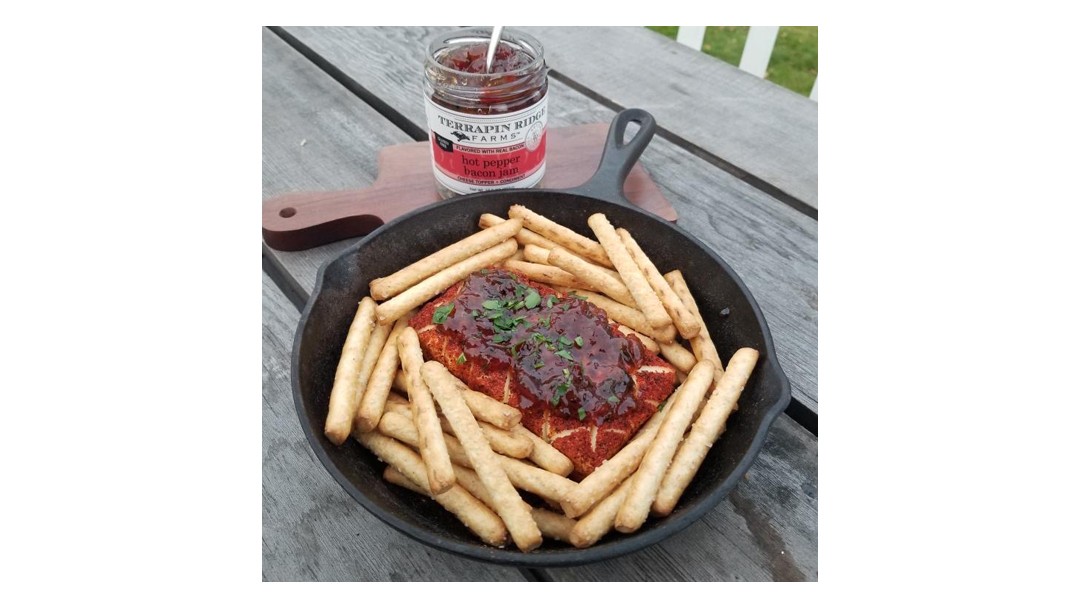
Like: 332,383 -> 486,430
262,26 -> 818,582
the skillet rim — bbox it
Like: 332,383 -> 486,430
289,189 -> 792,567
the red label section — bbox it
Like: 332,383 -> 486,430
431,133 -> 547,187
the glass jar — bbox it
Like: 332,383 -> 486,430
423,27 -> 549,199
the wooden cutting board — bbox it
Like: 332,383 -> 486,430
262,123 -> 678,251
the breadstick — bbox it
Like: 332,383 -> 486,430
422,361 -> 542,552
530,508 -> 577,544
462,388 -> 523,430
376,239 -> 517,324
588,214 -> 671,330
325,297 -> 377,445
358,433 -> 505,547
478,213 -> 559,249
665,270 -> 724,377
615,360 -> 715,532
441,463 -> 573,544
510,425 -> 575,477
547,246 -> 635,307
658,341 -> 696,375
569,476 -> 634,548
438,415 -> 532,459
377,410 -> 576,504
441,373 -> 522,429
369,218 -> 522,300
502,259 -> 595,292
618,228 -> 701,339
521,243 -> 551,264
522,244 -> 623,283
574,290 -> 677,344
560,388 -> 676,518
653,348 -> 758,515
398,327 -> 455,494
508,204 -> 613,267
355,314 -> 413,432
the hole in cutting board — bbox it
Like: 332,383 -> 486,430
279,207 -> 297,218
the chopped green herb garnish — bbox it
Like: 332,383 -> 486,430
514,283 -> 528,297
432,303 -> 454,324
545,295 -> 557,308
513,300 -> 525,310
574,336 -> 584,347
524,289 -> 541,309
562,303 -> 571,311
533,359 -> 545,369
570,293 -> 588,300
555,350 -> 574,362
558,336 -> 573,347
482,299 -> 501,310
607,394 -> 619,404
457,353 -> 467,364
578,407 -> 587,421
471,310 -> 479,318
492,333 -> 511,343
539,316 -> 551,328
551,381 -> 571,405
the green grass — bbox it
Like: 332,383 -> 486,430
647,26 -> 817,97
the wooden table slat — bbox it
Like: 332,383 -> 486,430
262,28 -> 409,292
522,26 -> 819,209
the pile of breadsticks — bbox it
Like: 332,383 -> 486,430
321,204 -> 759,551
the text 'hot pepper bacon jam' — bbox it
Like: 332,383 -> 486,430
410,268 -> 677,477
423,28 -> 549,199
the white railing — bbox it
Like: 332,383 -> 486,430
672,26 -> 817,101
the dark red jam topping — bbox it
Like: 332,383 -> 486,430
441,269 -> 646,425
438,42 -> 534,74
430,41 -> 546,116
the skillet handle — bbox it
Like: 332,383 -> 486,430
565,108 -> 656,207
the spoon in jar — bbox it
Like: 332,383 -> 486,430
484,26 -> 504,73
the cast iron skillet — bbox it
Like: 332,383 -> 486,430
291,109 -> 791,567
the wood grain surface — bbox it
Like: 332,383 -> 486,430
521,26 -> 819,209
262,27 -> 818,581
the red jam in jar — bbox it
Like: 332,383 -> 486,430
423,28 -> 548,198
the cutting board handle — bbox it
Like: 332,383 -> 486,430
262,147 -> 430,251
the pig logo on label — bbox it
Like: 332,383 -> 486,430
525,123 -> 543,151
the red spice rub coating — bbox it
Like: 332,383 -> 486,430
410,268 -> 676,476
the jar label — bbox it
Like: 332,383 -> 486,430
425,94 -> 547,194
